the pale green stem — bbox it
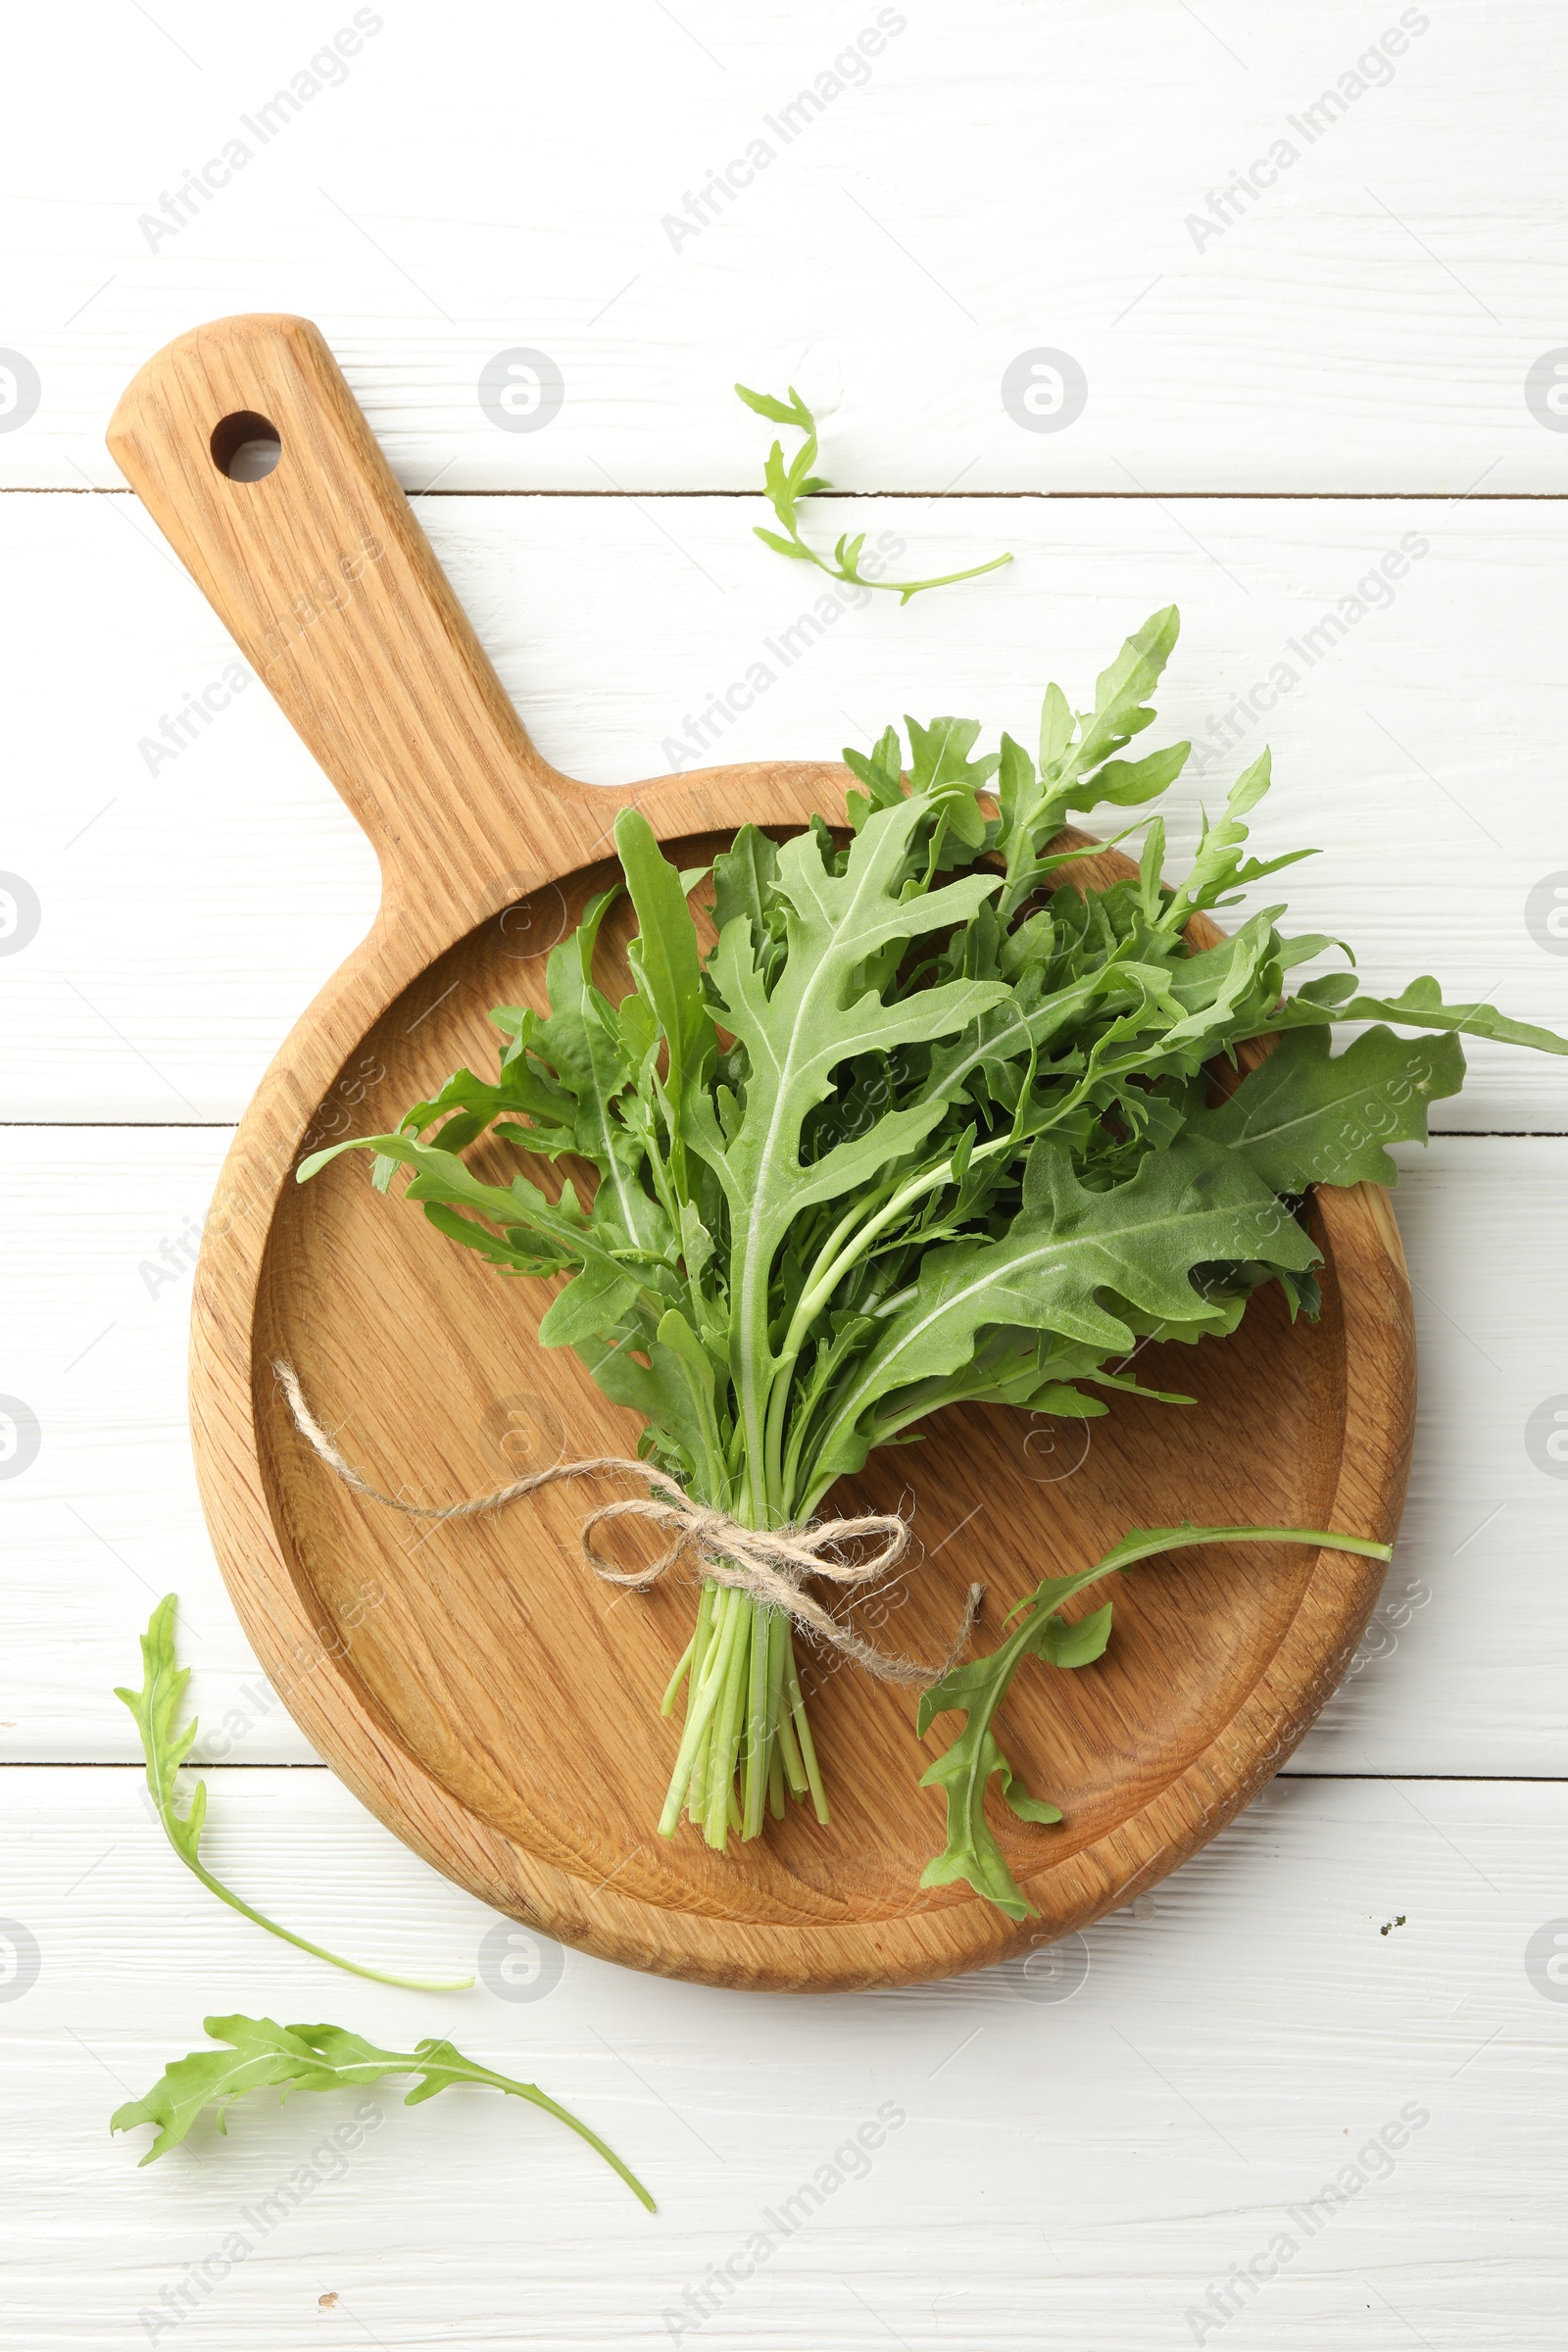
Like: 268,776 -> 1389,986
706,1598 -> 754,1847
783,1641 -> 829,1825
742,1603 -> 773,1839
658,1584 -> 742,1837
660,1633 -> 697,1717
774,1687 -> 809,1798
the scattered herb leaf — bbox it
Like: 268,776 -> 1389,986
736,381 -> 1013,604
111,2013 -> 654,2210
117,1597 -> 472,1991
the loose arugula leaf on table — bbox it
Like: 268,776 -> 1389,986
111,2014 -> 655,2210
297,601 -> 1567,1869
117,1598 -> 472,1991
736,381 -> 1013,604
917,1523 -> 1394,1920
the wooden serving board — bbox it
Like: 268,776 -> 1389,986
106,316 -> 1414,1993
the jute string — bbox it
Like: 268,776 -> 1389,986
274,1363 -> 981,1688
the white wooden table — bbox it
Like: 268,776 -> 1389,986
4,5 -> 1567,2344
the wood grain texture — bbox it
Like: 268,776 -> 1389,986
97,316 -> 1412,1989
7,1 -> 1568,493
5,1765 -> 1566,2352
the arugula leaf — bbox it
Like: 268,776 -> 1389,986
111,2014 -> 654,2209
117,1599 -> 472,1991
1192,1025 -> 1465,1190
991,611 -> 1192,917
1273,972 -> 1568,1057
615,808 -> 712,1097
814,1136 -> 1318,1486
1158,752 -> 1317,928
917,1523 -> 1394,1919
737,381 -> 1012,604
711,823 -> 784,968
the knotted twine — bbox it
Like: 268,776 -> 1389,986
274,1362 -> 982,1688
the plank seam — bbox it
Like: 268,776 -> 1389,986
7,486 -> 1568,504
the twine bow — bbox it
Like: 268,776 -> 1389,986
274,1363 -> 981,1688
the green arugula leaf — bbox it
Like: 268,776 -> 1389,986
299,1132 -> 653,1345
917,1522 -> 1394,1919
734,382 -> 813,431
990,612 -> 1192,916
1274,972 -> 1568,1057
1065,604 -> 1182,783
1159,751 -> 1317,928
711,824 -> 783,957
1193,1025 -> 1465,1190
111,2014 -> 655,2209
817,1136 -> 1318,1488
579,1307 -> 730,1499
737,381 -> 1012,603
117,1599 -> 472,1990
614,808 -> 712,1089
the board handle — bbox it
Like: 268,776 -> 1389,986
107,314 -> 602,925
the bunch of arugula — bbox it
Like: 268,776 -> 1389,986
300,606 -> 1566,1884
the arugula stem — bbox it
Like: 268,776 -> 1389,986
766,1137 -> 1021,1514
708,1596 -> 753,1847
786,1134 -> 1015,1363
783,1641 -> 829,1826
660,1633 -> 697,1717
179,1858 -> 474,1992
774,1686 -> 810,1799
742,1602 -> 772,1839
999,1522 -> 1394,1632
765,1608 -> 789,1789
793,537 -> 1014,600
476,2072 -> 658,2212
658,1582 -> 737,1836
659,1551 -> 830,1844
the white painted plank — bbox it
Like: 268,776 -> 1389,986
5,491 -> 1568,1123
6,1 -> 1568,493
3,1130 -> 1565,1776
1,1766 -> 1565,2349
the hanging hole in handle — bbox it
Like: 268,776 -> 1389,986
211,411 -> 282,482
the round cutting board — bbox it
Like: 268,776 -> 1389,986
107,315 -> 1414,1992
